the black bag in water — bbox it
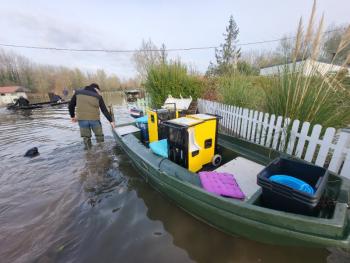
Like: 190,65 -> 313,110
24,147 -> 39,157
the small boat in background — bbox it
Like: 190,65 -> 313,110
6,100 -> 70,110
125,89 -> 143,103
125,89 -> 145,118
130,107 -> 144,118
6,104 -> 43,110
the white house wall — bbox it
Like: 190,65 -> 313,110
260,59 -> 349,76
260,61 -> 304,76
0,92 -> 28,106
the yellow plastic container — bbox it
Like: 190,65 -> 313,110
164,116 -> 218,172
147,109 -> 178,143
147,110 -> 159,143
187,113 -> 219,162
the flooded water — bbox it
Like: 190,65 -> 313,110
0,93 -> 348,263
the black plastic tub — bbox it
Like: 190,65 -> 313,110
257,157 -> 329,216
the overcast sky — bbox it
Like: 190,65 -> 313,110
0,0 -> 348,79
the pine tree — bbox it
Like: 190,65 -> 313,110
208,15 -> 241,76
160,43 -> 168,64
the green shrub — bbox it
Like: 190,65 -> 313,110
201,77 -> 221,101
143,61 -> 203,108
218,74 -> 266,110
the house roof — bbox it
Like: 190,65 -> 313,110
0,86 -> 29,94
259,58 -> 304,69
260,58 -> 350,70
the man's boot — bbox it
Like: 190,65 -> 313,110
80,127 -> 92,149
92,125 -> 104,143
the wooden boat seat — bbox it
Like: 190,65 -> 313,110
214,157 -> 264,201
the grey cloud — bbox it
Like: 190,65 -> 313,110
0,8 -> 139,77
3,11 -> 114,50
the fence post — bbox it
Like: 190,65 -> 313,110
294,122 -> 310,158
330,129 -> 350,175
265,114 -> 276,148
272,116 -> 283,150
341,147 -> 350,178
304,124 -> 322,162
315,128 -> 336,167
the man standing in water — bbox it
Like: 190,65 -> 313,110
68,83 -> 115,148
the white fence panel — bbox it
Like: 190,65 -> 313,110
135,97 -> 151,113
315,128 -> 336,167
255,112 -> 264,144
250,111 -> 259,142
260,113 -> 269,146
272,116 -> 283,150
265,114 -> 276,148
304,124 -> 322,162
294,122 -> 310,158
247,110 -> 254,140
198,99 -> 350,178
279,118 -> 290,152
328,132 -> 350,173
341,148 -> 350,177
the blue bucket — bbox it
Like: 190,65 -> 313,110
269,175 -> 315,195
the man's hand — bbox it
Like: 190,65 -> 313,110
110,122 -> 116,128
95,88 -> 102,95
71,117 -> 77,123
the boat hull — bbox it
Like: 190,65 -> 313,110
112,126 -> 350,249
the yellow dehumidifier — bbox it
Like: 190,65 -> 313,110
163,115 -> 221,172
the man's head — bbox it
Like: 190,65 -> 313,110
89,83 -> 100,90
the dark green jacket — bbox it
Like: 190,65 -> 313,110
68,87 -> 112,122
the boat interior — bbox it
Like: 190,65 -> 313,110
119,124 -> 350,223
115,105 -> 349,223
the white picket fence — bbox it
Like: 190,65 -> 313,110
198,99 -> 350,178
135,97 -> 151,113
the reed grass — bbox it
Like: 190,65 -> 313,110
263,0 -> 350,128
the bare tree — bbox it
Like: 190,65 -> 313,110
0,48 -> 132,93
132,39 -> 167,79
321,25 -> 350,64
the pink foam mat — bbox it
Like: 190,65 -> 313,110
199,171 -> 245,200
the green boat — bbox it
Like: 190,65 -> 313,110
112,122 -> 350,250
